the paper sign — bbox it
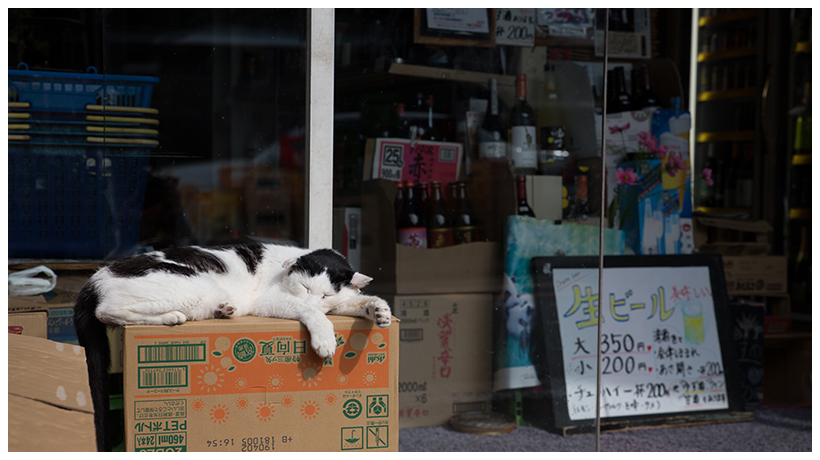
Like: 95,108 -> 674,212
370,138 -> 463,187
495,9 -> 536,46
537,8 -> 594,38
426,9 -> 490,34
551,265 -> 729,420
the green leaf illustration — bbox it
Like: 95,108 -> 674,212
377,343 -> 386,349
212,351 -> 222,357
344,351 -> 358,359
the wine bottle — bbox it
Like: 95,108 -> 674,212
569,166 -> 591,219
516,175 -> 536,217
509,73 -> 538,175
478,78 -> 508,160
394,102 -> 410,138
538,63 -> 566,150
396,180 -> 427,248
427,181 -> 454,248
630,68 -> 644,110
637,65 -> 660,109
606,67 -> 632,114
420,94 -> 439,141
452,182 -> 477,245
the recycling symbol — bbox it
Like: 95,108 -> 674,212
342,399 -> 362,419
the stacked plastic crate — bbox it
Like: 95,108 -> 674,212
8,63 -> 160,260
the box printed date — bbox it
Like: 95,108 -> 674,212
205,436 -> 294,451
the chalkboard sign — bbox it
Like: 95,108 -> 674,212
529,254 -> 743,432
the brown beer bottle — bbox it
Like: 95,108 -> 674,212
427,181 -> 454,248
396,180 -> 428,248
452,182 -> 477,245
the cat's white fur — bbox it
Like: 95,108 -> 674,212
91,244 -> 391,358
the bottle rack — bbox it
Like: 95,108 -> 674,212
693,8 -> 763,214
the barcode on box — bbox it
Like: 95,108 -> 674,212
452,401 -> 486,414
139,366 -> 187,389
400,328 -> 424,342
138,344 -> 206,363
439,147 -> 456,163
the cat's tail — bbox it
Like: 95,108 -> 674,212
74,279 -> 111,452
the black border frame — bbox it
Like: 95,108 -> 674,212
529,254 -> 744,432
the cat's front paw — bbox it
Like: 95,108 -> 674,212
311,331 -> 337,359
367,298 -> 392,328
215,302 -> 236,319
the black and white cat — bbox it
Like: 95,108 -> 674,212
73,242 -> 391,451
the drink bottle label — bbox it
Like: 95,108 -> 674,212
397,227 -> 428,248
427,228 -> 454,248
510,126 -> 537,168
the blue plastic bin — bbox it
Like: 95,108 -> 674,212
8,63 -> 159,113
8,144 -> 151,259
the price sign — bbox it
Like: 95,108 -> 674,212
531,255 -> 743,430
495,9 -> 536,46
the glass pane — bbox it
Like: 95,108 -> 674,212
101,9 -> 308,254
333,8 -> 604,450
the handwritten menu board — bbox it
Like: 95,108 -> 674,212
531,255 -> 742,429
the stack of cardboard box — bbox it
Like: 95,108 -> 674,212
360,176 -> 504,428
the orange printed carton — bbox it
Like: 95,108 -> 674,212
123,316 -> 398,452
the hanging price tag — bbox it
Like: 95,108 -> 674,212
495,9 -> 536,46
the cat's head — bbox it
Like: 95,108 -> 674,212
282,249 -> 372,307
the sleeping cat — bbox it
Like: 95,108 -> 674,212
73,242 -> 391,451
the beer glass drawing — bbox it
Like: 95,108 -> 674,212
682,298 -> 705,345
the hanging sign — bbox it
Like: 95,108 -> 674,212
530,254 -> 743,430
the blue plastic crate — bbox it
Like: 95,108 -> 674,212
8,144 -> 151,260
8,63 -> 159,113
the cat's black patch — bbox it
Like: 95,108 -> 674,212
291,249 -> 354,290
214,242 -> 265,274
163,246 -> 227,274
108,253 -> 195,278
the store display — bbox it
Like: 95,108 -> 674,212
606,67 -> 632,114
451,182 -> 477,245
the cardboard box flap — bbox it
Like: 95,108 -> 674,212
8,334 -> 94,414
8,394 -> 97,452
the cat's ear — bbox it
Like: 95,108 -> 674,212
283,257 -> 299,269
350,272 -> 373,289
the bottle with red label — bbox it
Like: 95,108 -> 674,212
396,180 -> 428,248
516,175 -> 536,217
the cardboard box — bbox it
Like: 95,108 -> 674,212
694,216 -> 772,256
8,334 -> 96,451
523,174 -> 563,220
123,316 -> 398,452
8,311 -> 48,338
363,138 -> 464,186
386,293 -> 493,428
722,256 -> 788,296
360,179 -> 503,295
333,207 -> 362,272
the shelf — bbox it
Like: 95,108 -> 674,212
694,206 -> 753,215
696,131 -> 755,143
698,9 -> 759,27
789,209 -> 811,219
387,63 -> 516,87
795,41 -> 811,53
697,46 -> 758,63
698,87 -> 756,101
